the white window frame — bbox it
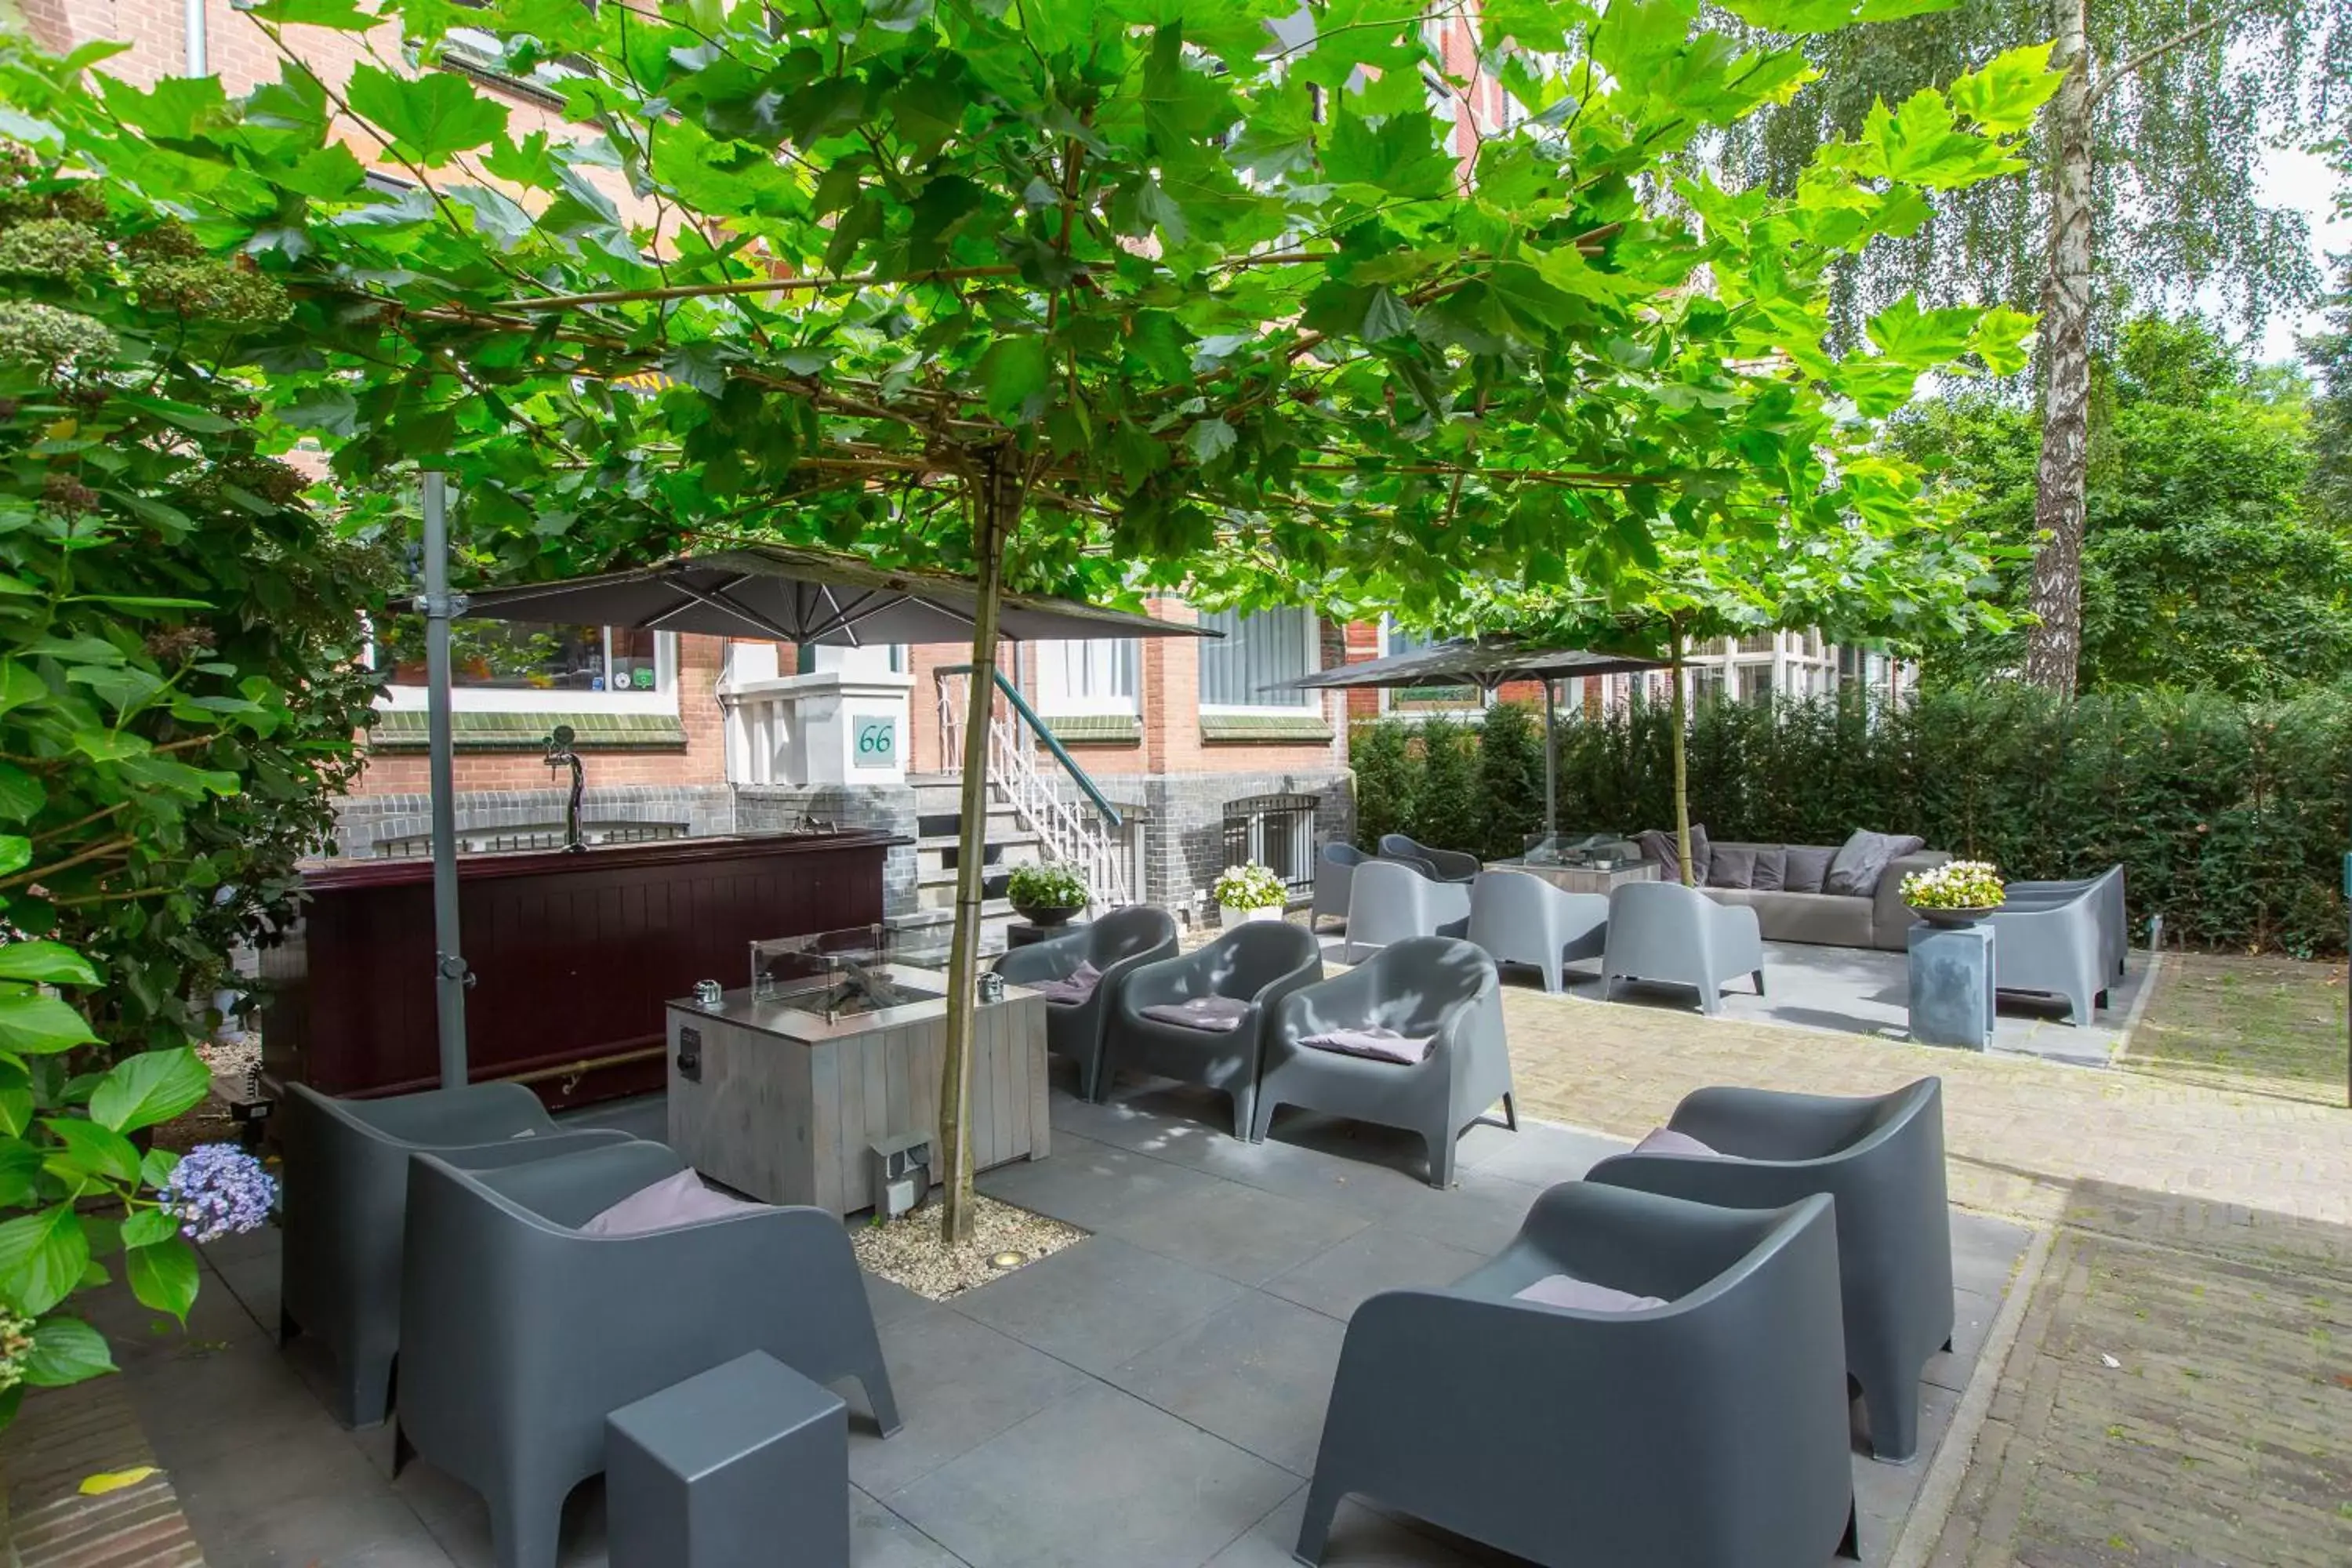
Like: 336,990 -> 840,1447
373,626 -> 682,717
1198,607 -> 1321,714
1030,638 -> 1140,717
1376,617 -> 1484,716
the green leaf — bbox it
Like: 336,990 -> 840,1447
239,0 -> 379,27
0,1204 -> 89,1315
120,1208 -> 177,1248
1948,42 -> 2061,134
87,1050 -> 210,1135
138,1147 -> 180,1190
22,1316 -> 114,1387
278,387 -> 360,438
0,837 -> 26,877
125,1236 -> 199,1323
0,943 -> 98,987
979,338 -> 1050,422
1189,417 -> 1237,465
0,664 -> 49,718
345,64 -> 510,163
1362,289 -> 1417,343
0,989 -> 99,1055
0,1138 -> 41,1203
38,1118 -> 142,1184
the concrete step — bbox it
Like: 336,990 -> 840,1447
917,838 -> 1044,879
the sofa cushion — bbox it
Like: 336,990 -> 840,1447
1634,822 -> 1711,884
1782,844 -> 1835,895
1632,1126 -> 1721,1158
1300,1026 -> 1433,1065
1824,830 -> 1926,897
1707,845 -> 1759,890
1749,847 -> 1788,892
1513,1273 -> 1668,1312
1030,959 -> 1103,1005
1707,888 -> 1877,947
581,1168 -> 767,1237
1142,995 -> 1252,1033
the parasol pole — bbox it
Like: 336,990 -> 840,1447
422,471 -> 472,1087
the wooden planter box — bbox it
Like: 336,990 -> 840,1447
664,969 -> 1049,1216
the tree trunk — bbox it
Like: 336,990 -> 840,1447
1668,622 -> 1693,887
937,454 -> 1015,1245
2025,0 -> 2094,693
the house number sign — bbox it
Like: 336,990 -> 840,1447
854,717 -> 898,768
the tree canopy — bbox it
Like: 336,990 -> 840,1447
1893,314 -> 2352,695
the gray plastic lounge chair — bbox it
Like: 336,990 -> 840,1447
1468,869 -> 1609,993
1341,857 -> 1472,963
2005,864 -> 2126,985
1296,1184 -> 1856,1567
1585,1077 -> 1954,1462
277,1082 -> 633,1427
1103,921 -> 1323,1136
991,904 -> 1178,1100
1980,884 -> 2104,1024
394,1140 -> 899,1568
1599,879 -> 1766,1014
1377,832 -> 1481,882
1250,935 -> 1512,1188
1310,842 -> 1367,930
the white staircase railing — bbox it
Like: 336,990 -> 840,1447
937,672 -> 1132,908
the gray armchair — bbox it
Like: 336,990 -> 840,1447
1296,1183 -> 1856,1567
277,1082 -> 633,1427
394,1140 -> 899,1568
1104,921 -> 1323,1136
1250,935 -> 1512,1189
1341,857 -> 1471,962
1600,879 -> 1766,1014
991,904 -> 1178,1100
2005,863 -> 2126,985
1310,842 -> 1367,930
1377,832 -> 1481,883
1980,884 -> 2104,1024
1585,1077 -> 1953,1462
1468,869 -> 1609,993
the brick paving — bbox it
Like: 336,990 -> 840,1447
1499,983 -> 2352,1566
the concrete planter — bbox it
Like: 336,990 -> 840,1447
1218,903 -> 1286,929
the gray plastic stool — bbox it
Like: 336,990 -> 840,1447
606,1350 -> 848,1568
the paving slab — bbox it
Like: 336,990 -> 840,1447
948,1235 -> 1247,1376
1106,1290 -> 1350,1476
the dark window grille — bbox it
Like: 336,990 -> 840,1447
1221,793 -> 1319,895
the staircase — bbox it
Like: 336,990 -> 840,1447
893,773 -> 1037,955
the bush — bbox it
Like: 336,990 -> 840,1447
1475,699 -> 1547,858
1351,717 -> 1418,850
1414,713 -> 1483,855
1547,688 -> 2352,956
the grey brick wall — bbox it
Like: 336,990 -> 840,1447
735,782 -> 921,916
331,784 -> 735,858
1133,768 -> 1353,916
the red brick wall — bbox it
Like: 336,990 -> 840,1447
350,633 -> 728,795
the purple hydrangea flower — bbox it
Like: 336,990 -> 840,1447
161,1142 -> 277,1244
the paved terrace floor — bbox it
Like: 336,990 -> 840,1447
5,1087 -> 2025,1568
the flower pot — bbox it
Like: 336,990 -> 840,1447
1910,904 -> 1999,928
1218,903 -> 1285,929
1012,901 -> 1084,928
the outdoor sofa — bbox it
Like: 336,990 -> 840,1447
1586,1077 -> 1954,1461
1101,920 -> 1323,1136
990,905 -> 1178,1100
395,1139 -> 898,1568
277,1081 -> 634,1427
1250,935 -> 1512,1188
1636,827 -> 1951,951
1296,1183 -> 1857,1566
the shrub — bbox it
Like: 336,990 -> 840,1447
1415,713 -> 1483,854
1475,699 -> 1547,859
1005,863 -> 1089,909
1351,718 -> 1417,850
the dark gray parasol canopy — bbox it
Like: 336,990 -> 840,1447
1290,637 -> 1668,838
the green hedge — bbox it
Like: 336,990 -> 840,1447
1355,688 -> 2352,956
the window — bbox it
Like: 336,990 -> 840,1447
1200,608 -> 1316,709
1033,639 -> 1138,714
1381,619 -> 1478,710
374,619 -> 678,713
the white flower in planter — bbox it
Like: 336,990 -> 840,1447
1213,862 -> 1288,924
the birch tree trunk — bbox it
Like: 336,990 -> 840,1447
1668,622 -> 1693,887
2025,0 -> 2095,693
937,453 -> 1015,1245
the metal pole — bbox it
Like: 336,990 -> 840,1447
422,473 -> 470,1088
183,0 -> 207,75
1542,677 -> 1559,840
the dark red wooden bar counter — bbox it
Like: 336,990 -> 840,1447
258,829 -> 898,1109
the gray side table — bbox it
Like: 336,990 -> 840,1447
607,1350 -> 848,1568
1907,922 -> 1995,1051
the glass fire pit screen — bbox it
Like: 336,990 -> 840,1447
750,925 -> 948,1022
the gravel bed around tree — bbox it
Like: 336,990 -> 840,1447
851,1193 -> 1086,1301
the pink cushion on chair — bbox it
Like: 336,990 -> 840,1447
1300,1026 -> 1433,1065
579,1168 -> 767,1236
1030,959 -> 1103,1004
1141,996 -> 1252,1033
1513,1273 -> 1668,1312
1631,1127 -> 1720,1159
